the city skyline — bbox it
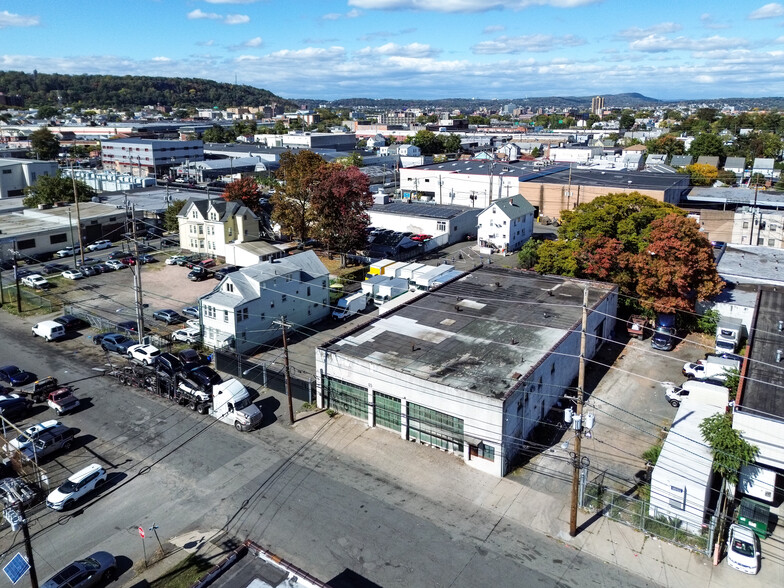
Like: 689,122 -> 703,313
2,1 -> 784,101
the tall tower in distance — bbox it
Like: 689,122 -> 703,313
591,96 -> 604,118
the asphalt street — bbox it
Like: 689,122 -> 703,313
0,311 -> 659,587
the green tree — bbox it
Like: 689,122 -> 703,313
163,199 -> 186,233
270,150 -> 325,241
36,105 -> 60,119
699,412 -> 758,485
645,135 -> 685,158
748,132 -> 782,159
531,146 -> 541,158
696,309 -> 720,335
619,110 -> 635,130
586,114 -> 600,128
717,169 -> 737,186
688,133 -> 725,158
310,164 -> 373,263
517,239 -> 540,270
334,152 -> 364,167
440,134 -> 462,153
30,127 -> 60,160
723,369 -> 740,402
23,172 -> 95,208
221,177 -> 264,216
202,125 -> 231,143
750,173 -> 767,187
534,240 -> 579,276
408,130 -> 441,155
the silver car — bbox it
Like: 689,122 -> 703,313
42,551 -> 116,587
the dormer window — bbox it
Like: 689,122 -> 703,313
192,210 -> 198,218
225,283 -> 234,293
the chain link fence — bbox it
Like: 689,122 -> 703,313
0,285 -> 57,314
583,479 -> 713,555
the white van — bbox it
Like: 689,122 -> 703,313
665,380 -> 729,407
31,320 -> 66,342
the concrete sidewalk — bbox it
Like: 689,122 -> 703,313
289,411 -> 780,588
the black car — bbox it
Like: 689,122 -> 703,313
156,353 -> 183,378
0,259 -> 15,271
53,315 -> 86,331
91,263 -> 115,274
187,366 -> 222,391
214,265 -> 240,280
188,267 -> 209,281
183,255 -> 203,268
42,263 -> 69,275
116,321 -> 149,336
0,394 -> 33,420
178,348 -> 208,371
107,250 -> 129,260
0,365 -> 35,386
100,333 -> 135,354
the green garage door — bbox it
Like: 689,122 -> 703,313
374,392 -> 401,431
322,375 -> 367,419
408,402 -> 464,452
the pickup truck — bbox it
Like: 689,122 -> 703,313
47,388 -> 80,416
21,274 -> 50,290
627,315 -> 649,340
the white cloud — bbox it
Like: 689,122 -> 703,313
776,36 -> 784,43
225,13 -> 250,24
356,42 -> 440,57
700,13 -> 729,29
187,9 -> 222,20
196,40 -> 215,46
630,34 -> 747,53
347,9 -> 361,17
323,9 -> 362,20
347,0 -> 600,13
483,25 -> 506,34
151,56 -> 171,62
472,34 -> 585,54
244,36 -> 263,47
749,3 -> 784,19
322,13 -> 341,20
615,22 -> 682,40
0,10 -> 39,28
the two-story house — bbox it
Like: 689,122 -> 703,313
199,250 -> 330,353
476,194 -> 535,254
178,198 -> 261,258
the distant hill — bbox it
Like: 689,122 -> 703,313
0,71 -> 298,111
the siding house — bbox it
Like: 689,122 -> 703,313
178,198 -> 261,258
477,194 -> 535,253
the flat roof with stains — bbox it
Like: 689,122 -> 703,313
322,266 -> 615,399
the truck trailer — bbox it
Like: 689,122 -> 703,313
333,291 -> 367,320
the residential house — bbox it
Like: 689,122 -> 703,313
696,155 -> 720,169
723,157 -> 746,180
670,155 -> 693,168
477,194 -> 535,253
178,197 -> 261,258
753,158 -> 777,181
199,250 -> 330,353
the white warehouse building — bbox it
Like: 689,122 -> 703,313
316,267 -> 618,477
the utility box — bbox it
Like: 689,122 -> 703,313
736,497 -> 770,539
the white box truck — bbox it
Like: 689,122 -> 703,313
430,269 -> 464,289
682,355 -> 741,381
665,380 -> 729,407
383,261 -> 410,278
398,263 -> 425,281
374,278 -> 409,305
715,317 -> 743,354
413,264 -> 454,291
738,465 -> 777,502
333,291 -> 367,320
361,275 -> 391,300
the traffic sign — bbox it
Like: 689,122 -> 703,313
138,526 -> 145,538
3,553 -> 30,585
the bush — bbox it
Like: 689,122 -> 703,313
696,309 -> 720,335
642,444 -> 662,466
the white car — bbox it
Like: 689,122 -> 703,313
61,270 -> 84,280
105,260 -> 128,270
46,463 -> 107,511
21,274 -> 50,289
54,246 -> 80,258
6,419 -> 61,452
87,240 -> 112,251
186,318 -> 200,330
165,255 -> 187,265
727,524 -> 760,574
172,327 -> 201,344
127,343 -> 161,365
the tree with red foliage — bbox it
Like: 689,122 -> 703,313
575,236 -> 635,294
310,164 -> 372,263
633,214 -> 724,312
221,177 -> 263,216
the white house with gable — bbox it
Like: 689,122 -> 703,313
199,251 -> 330,353
477,194 -> 535,254
178,197 -> 261,258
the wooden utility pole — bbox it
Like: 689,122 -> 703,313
69,156 -> 85,267
130,206 -> 145,342
569,286 -> 589,537
19,504 -> 39,588
13,240 -> 21,313
273,317 -> 294,424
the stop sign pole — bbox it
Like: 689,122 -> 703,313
138,526 -> 147,569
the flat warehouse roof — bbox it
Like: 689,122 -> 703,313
322,267 -> 615,399
370,202 -> 477,219
523,168 -> 686,190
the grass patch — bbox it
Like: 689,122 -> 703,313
149,554 -> 213,588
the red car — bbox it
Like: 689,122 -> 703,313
198,258 -> 216,268
411,234 -> 432,242
121,256 -> 137,266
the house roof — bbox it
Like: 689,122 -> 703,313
724,157 -> 746,170
485,194 -> 535,219
178,197 -> 259,222
753,158 -> 774,170
523,167 -> 688,190
670,155 -> 693,167
697,155 -> 720,168
231,241 -> 284,256
623,144 -> 647,152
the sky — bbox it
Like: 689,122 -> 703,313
2,1 -> 784,101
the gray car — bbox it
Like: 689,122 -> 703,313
42,551 -> 116,588
20,424 -> 75,462
152,309 -> 183,325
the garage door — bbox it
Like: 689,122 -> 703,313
374,392 -> 401,431
408,402 -> 464,452
322,375 -> 367,419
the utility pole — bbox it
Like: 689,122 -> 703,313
569,286 -> 589,537
567,162 -> 573,208
272,317 -> 294,424
69,154 -> 85,267
130,205 -> 145,342
19,504 -> 39,588
12,241 -> 21,313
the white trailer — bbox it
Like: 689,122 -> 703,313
413,264 -> 454,291
430,269 -> 465,289
398,263 -> 425,281
374,278 -> 409,305
383,261 -> 410,278
715,317 -> 743,354
333,291 -> 368,320
361,275 -> 391,299
738,465 -> 778,502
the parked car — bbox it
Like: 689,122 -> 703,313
727,523 -> 760,574
91,262 -> 115,274
78,265 -> 97,277
214,265 -> 240,280
47,388 -> 80,416
42,263 -> 69,275
21,274 -> 51,289
198,258 -> 216,268
6,419 -> 61,451
188,267 -> 209,281
156,353 -> 182,378
187,365 -> 222,391
32,320 -> 66,341
53,314 -> 86,331
178,348 -> 208,371
75,257 -> 97,266
105,259 -> 128,270
127,343 -> 161,365
0,365 -> 35,386
116,321 -> 144,335
121,256 -> 137,266
61,270 -> 83,280
86,240 -> 112,251
46,463 -> 107,511
100,333 -> 135,354
166,255 -> 187,266
152,309 -> 184,325
40,551 -> 116,587
107,250 -> 128,260
172,327 -> 201,344
0,394 -> 33,420
181,306 -> 199,319
54,246 -> 77,258
19,423 -> 75,461
183,255 -> 204,268
138,253 -> 156,264
410,234 -> 433,242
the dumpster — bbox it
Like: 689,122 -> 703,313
737,497 -> 770,539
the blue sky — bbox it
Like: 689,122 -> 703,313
2,1 -> 784,101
